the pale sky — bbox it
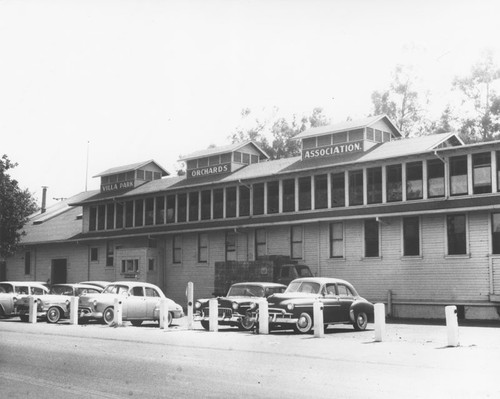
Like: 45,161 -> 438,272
1,0 -> 500,207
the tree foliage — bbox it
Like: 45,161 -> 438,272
0,155 -> 39,259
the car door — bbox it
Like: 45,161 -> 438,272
321,283 -> 342,323
125,286 -> 147,319
144,287 -> 162,318
337,283 -> 355,322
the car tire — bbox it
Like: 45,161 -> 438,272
200,320 -> 210,330
46,306 -> 61,323
20,315 -> 29,322
130,320 -> 143,327
294,312 -> 313,334
103,307 -> 114,325
353,311 -> 368,331
238,316 -> 255,331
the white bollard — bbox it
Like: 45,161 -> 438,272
113,297 -> 123,326
374,303 -> 386,342
159,298 -> 169,330
69,297 -> 79,325
313,300 -> 324,338
258,299 -> 269,335
209,298 -> 218,332
445,305 -> 459,347
29,296 -> 37,324
186,282 -> 194,330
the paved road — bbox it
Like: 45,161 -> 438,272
0,318 -> 499,398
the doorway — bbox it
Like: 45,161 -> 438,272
51,259 -> 67,284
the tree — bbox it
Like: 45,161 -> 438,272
0,155 -> 38,259
453,50 -> 500,142
371,65 -> 427,137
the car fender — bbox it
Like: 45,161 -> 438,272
349,300 -> 374,322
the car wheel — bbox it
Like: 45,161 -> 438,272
103,307 -> 114,325
20,315 -> 29,322
46,307 -> 61,323
200,320 -> 210,330
130,320 -> 142,327
238,316 -> 255,331
353,311 -> 368,331
294,312 -> 313,334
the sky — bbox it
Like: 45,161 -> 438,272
2,0 -> 500,208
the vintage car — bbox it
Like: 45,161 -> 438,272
195,282 -> 287,331
251,277 -> 374,333
78,281 -> 111,289
78,281 -> 184,326
16,283 -> 103,323
0,281 -> 49,318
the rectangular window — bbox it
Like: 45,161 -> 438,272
97,205 -> 105,230
403,217 -> 420,256
90,247 -> 98,262
291,225 -> 303,259
201,190 -> 211,220
225,231 -> 236,261
148,258 -> 155,271
166,195 -> 175,223
331,172 -> 345,207
348,170 -> 363,206
314,174 -> 328,209
155,196 -> 165,225
121,259 -> 139,274
106,242 -> 114,267
173,235 -> 182,264
427,159 -> 445,198
329,222 -> 344,258
198,233 -> 208,263
367,167 -> 382,204
267,181 -> 279,214
282,179 -> 295,212
447,214 -> 467,255
24,251 -> 31,275
177,194 -> 187,222
492,213 -> 500,254
116,202 -> 124,229
364,219 -> 379,257
188,192 -> 199,222
255,228 -> 267,259
473,152 -> 491,194
89,206 -> 97,231
386,164 -> 402,202
226,187 -> 237,218
253,183 -> 264,215
406,162 -> 423,200
135,200 -> 144,227
145,198 -> 154,226
213,189 -> 224,219
298,177 -> 311,211
239,186 -> 250,217
209,155 -> 220,166
450,155 -> 468,196
317,134 -> 331,147
125,201 -> 134,227
106,203 -> 115,230
233,152 -> 242,163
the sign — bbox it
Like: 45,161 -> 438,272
101,180 -> 134,192
188,163 -> 231,178
302,141 -> 363,160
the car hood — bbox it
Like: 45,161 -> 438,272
267,293 -> 321,307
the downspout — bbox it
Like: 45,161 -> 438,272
317,221 -> 321,277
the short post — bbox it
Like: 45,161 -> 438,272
69,297 -> 79,325
186,282 -> 194,330
374,303 -> 386,342
113,297 -> 123,326
445,305 -> 459,347
387,290 -> 392,317
209,298 -> 218,332
159,298 -> 169,330
313,300 -> 324,338
258,299 -> 269,335
29,296 -> 37,324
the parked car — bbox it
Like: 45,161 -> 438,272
16,283 -> 104,323
0,281 -> 49,318
195,282 -> 287,331
251,277 -> 374,334
78,281 -> 183,326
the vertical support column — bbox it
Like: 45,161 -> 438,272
278,180 -> 283,213
159,298 -> 169,330
263,182 -> 268,215
294,177 -> 299,212
374,303 -> 386,342
382,166 -> 387,203
209,298 -> 218,332
362,169 -> 368,205
444,158 -> 450,198
327,172 -> 332,208
29,296 -> 37,324
445,305 -> 459,347
491,150 -> 498,193
258,299 -> 269,335
311,175 -> 316,210
467,153 -> 473,195
344,170 -> 349,206
113,297 -> 123,326
422,160 -> 428,199
313,300 -> 324,338
186,282 -> 194,330
402,162 -> 407,202
69,297 -> 79,325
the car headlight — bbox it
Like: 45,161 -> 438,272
286,303 -> 294,311
249,302 -> 257,310
194,301 -> 201,309
93,299 -> 97,307
232,302 -> 239,310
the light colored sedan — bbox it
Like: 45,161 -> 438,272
0,281 -> 49,318
78,281 -> 184,326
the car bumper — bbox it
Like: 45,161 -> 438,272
194,309 -> 244,324
250,309 -> 298,325
78,307 -> 103,320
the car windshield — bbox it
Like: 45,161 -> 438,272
227,285 -> 265,297
103,285 -> 130,294
297,265 -> 313,277
286,281 -> 321,294
50,286 -> 74,295
0,283 -> 13,293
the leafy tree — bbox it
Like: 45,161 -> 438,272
0,155 -> 38,259
453,50 -> 500,142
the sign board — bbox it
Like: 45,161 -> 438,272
187,163 -> 231,178
101,180 -> 134,192
302,141 -> 363,160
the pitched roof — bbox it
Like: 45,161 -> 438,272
179,141 -> 269,161
93,160 -> 169,178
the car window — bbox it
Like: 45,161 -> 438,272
145,287 -> 160,297
337,284 -> 354,297
286,281 -> 320,294
228,285 -> 265,297
104,285 -> 129,294
76,288 -> 100,295
131,287 -> 144,296
325,284 -> 337,296
0,284 -> 12,293
264,286 -> 286,296
50,286 -> 73,295
16,286 -> 30,295
297,265 -> 313,277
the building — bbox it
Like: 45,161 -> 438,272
6,114 -> 500,320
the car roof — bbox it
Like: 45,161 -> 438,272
231,282 -> 287,288
0,281 -> 48,288
106,281 -> 161,289
290,277 -> 353,285
51,283 -> 103,290
78,281 -> 110,288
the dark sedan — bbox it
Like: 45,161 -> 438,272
256,277 -> 374,334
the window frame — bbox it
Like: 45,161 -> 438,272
198,233 -> 208,263
402,216 -> 420,257
173,234 -> 182,264
364,219 -> 380,258
446,214 -> 468,256
329,222 -> 344,259
291,225 -> 304,259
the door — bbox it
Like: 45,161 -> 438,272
126,286 -> 147,319
51,259 -> 67,284
322,283 -> 342,323
337,284 -> 355,322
